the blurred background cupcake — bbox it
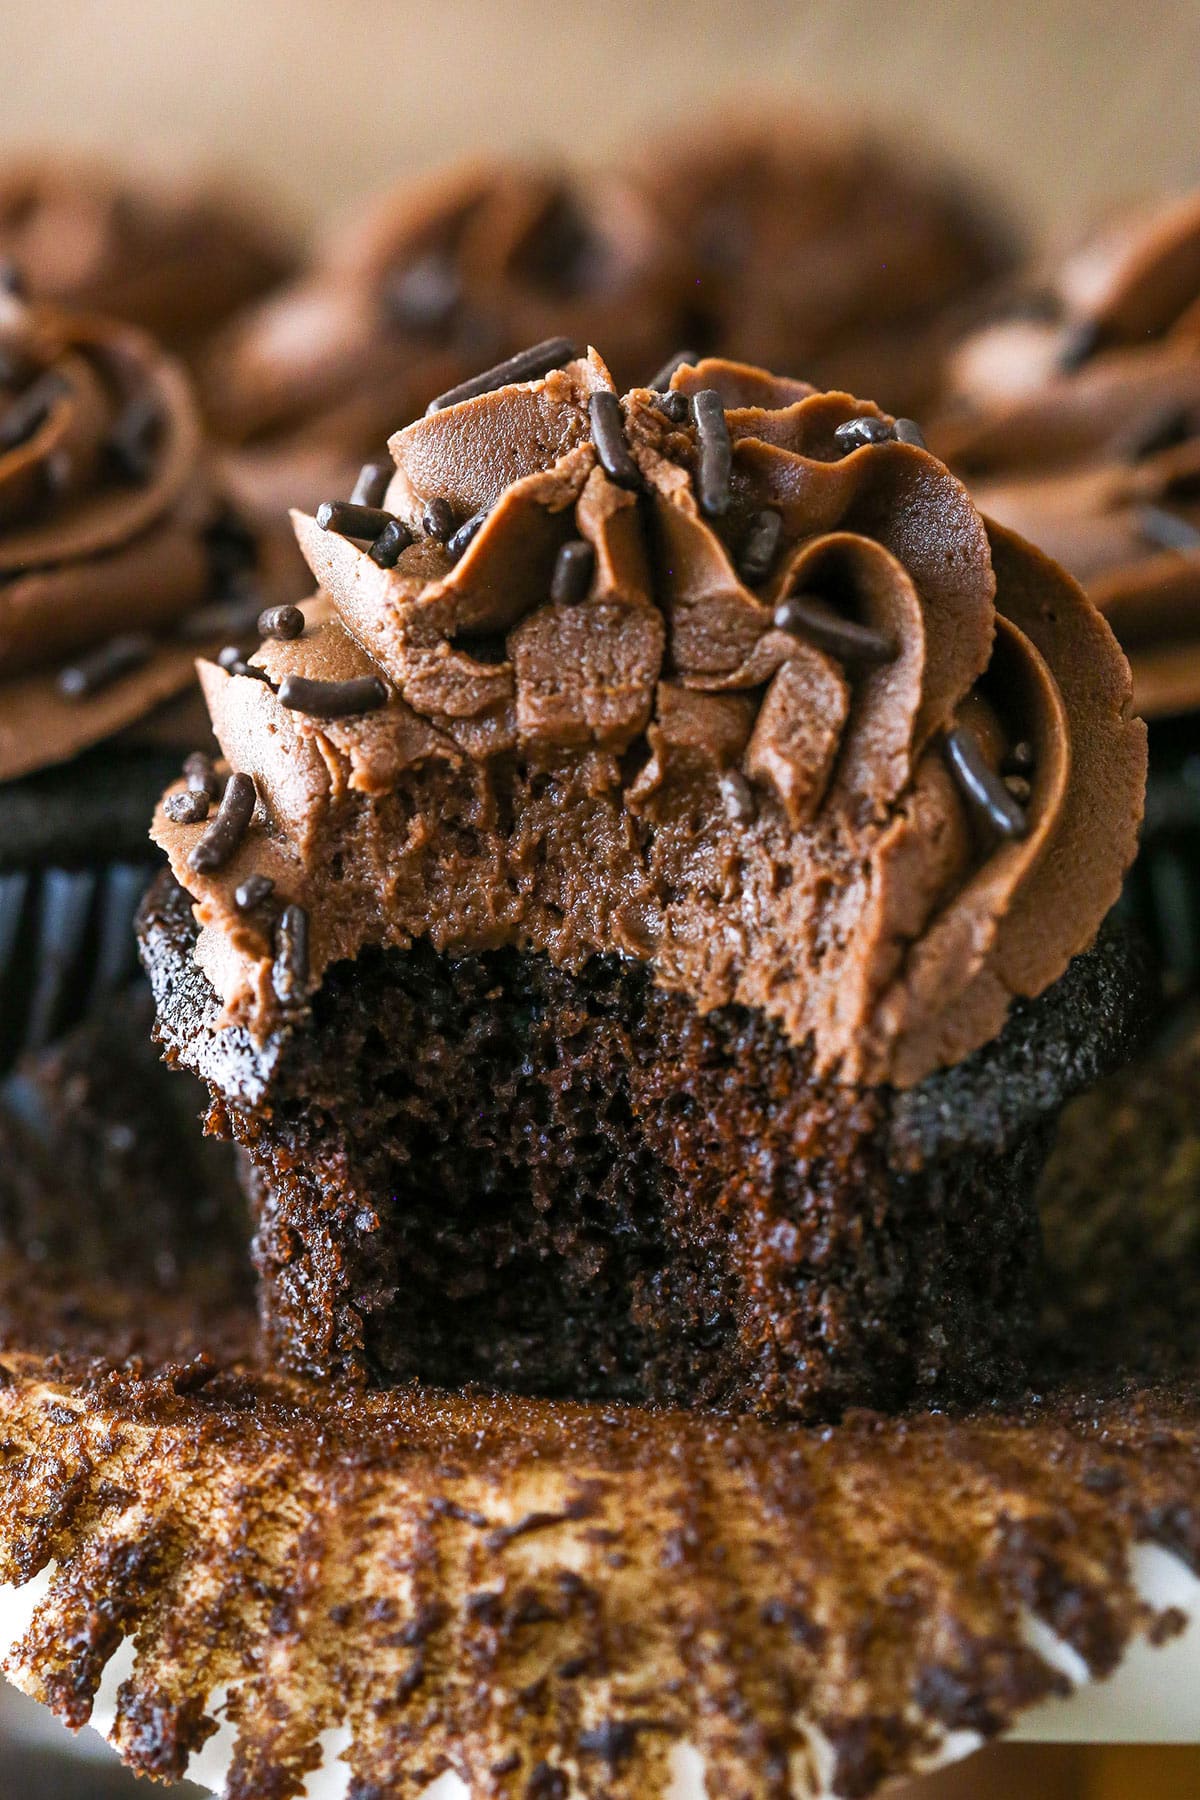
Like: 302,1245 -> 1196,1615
0,157 -> 297,361
638,114 -> 1017,413
203,122 -> 1015,526
933,192 -> 1200,992
202,159 -> 691,519
0,290 -> 293,1286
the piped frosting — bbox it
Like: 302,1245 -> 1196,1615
154,352 -> 1144,1088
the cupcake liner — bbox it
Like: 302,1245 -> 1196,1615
1119,718 -> 1200,996
0,862 -> 148,1070
0,745 -> 181,1074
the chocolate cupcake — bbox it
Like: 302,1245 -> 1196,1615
639,115 -> 1017,415
203,160 -> 689,521
140,347 -> 1147,1418
0,155 -> 296,358
932,191 -> 1200,989
0,290 -> 302,1072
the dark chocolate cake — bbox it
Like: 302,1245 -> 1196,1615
142,872 -> 1151,1413
142,347 -> 1147,1415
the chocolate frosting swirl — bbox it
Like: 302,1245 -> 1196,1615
0,157 -> 296,354
639,118 -> 1016,415
204,161 -> 688,515
154,353 -> 1144,1088
933,191 -> 1200,718
0,295 -> 294,783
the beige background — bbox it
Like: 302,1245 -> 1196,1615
0,0 -> 1199,243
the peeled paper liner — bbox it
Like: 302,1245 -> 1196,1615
2,1032 -> 1200,1799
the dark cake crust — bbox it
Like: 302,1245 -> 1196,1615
139,873 -> 1154,1416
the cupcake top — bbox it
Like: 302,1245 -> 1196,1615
640,116 -> 1016,415
203,161 -> 688,513
934,191 -> 1200,719
0,294 -> 297,784
153,345 -> 1144,1088
0,156 -> 296,354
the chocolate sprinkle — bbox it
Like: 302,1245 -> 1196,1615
1059,316 -> 1102,371
1135,503 -> 1200,553
551,538 -> 595,606
737,509 -> 783,586
655,390 -> 690,424
187,771 -> 257,873
177,595 -> 265,643
447,507 -> 490,561
368,518 -> 414,568
646,349 -> 698,393
235,873 -> 275,912
720,769 -> 756,824
0,370 -> 64,453
773,594 -> 896,666
893,418 -> 927,448
273,903 -> 310,1002
316,500 -> 395,541
691,388 -> 733,518
107,391 -> 162,484
217,646 -> 275,686
833,416 -> 895,452
277,673 -> 389,719
257,605 -> 305,642
589,391 -> 641,490
944,727 -> 1028,838
383,252 -> 460,337
163,789 -> 211,826
57,631 -> 153,699
422,497 -> 455,541
183,752 -> 221,799
426,336 -> 577,414
349,460 -> 392,509
1110,403 -> 1198,463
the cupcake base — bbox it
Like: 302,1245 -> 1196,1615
139,873 -> 1154,1417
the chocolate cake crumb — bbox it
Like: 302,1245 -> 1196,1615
138,875 -> 1152,1413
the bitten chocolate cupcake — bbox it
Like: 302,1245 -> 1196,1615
203,160 -> 689,521
639,116 -> 1017,415
933,191 -> 1200,987
141,346 -> 1148,1419
0,290 -> 302,1070
0,155 -> 296,357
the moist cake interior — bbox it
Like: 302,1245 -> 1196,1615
236,940 -> 1045,1410
146,876 -> 1154,1416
